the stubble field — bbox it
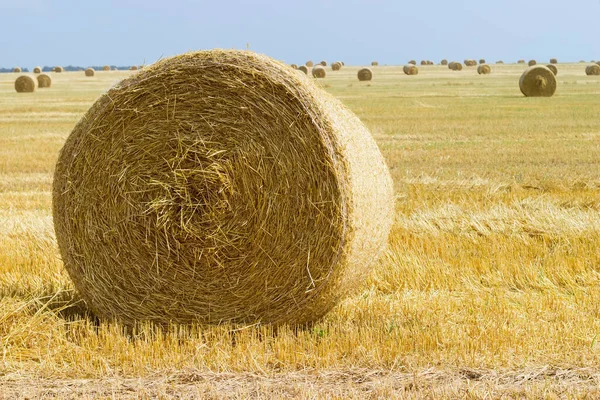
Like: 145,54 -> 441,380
1,63 -> 600,398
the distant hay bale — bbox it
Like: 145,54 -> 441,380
440,60 -> 448,66
341,61 -> 345,66
130,66 -> 138,71
54,66 -> 64,73
357,68 -> 373,81
312,65 -> 326,78
420,60 -> 427,65
464,60 -> 477,66
449,62 -> 463,71
290,64 -> 298,70
320,61 -> 327,66
477,64 -> 491,75
85,68 -> 95,77
14,76 -> 36,93
371,61 -> 379,66
546,64 -> 558,75
103,65 -> 111,71
517,60 -> 525,64
331,62 -> 342,71
528,60 -> 536,66
403,65 -> 418,75
112,67 -> 118,71
585,64 -> 600,76
519,66 -> 556,97
306,60 -> 314,67
550,58 -> 558,64
298,65 -> 308,74
12,67 -> 21,73
408,60 -> 416,65
496,60 -> 504,64
52,49 -> 394,326
37,74 -> 52,88
479,59 -> 486,64
33,66 -> 41,74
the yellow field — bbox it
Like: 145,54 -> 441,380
1,63 -> 600,398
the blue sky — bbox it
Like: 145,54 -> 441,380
1,0 -> 599,67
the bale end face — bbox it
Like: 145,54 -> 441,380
52,49 -> 394,327
312,65 -> 326,78
14,76 -> 36,93
357,68 -> 373,81
519,66 -> 556,97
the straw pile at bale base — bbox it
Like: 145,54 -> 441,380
14,76 -> 35,93
403,65 -> 418,75
13,67 -> 21,73
85,68 -> 95,77
586,65 -> 600,75
477,64 -> 491,75
331,62 -> 342,71
312,65 -> 326,78
298,65 -> 308,74
52,49 -> 394,327
546,64 -> 558,75
33,67 -> 42,73
37,74 -> 52,88
357,68 -> 373,81
519,66 -> 556,97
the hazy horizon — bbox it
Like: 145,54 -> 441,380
1,0 -> 599,68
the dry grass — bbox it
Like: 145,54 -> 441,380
1,63 -> 600,397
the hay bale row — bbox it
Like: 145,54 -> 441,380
312,65 -> 326,78
403,65 -> 418,75
357,68 -> 372,81
519,66 -> 556,97
14,76 -> 35,93
586,64 -> 600,76
477,64 -> 491,75
52,49 -> 394,326
546,64 -> 558,75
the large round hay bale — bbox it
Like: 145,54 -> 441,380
319,61 -> 327,67
440,59 -> 448,65
312,65 -> 326,78
550,58 -> 558,64
13,67 -> 21,73
14,76 -> 35,93
37,74 -> 52,88
528,60 -> 536,66
85,68 -> 95,77
519,66 -> 556,97
33,66 -> 42,74
103,65 -> 111,71
477,64 -> 491,75
357,68 -> 373,81
479,59 -> 486,64
52,50 -> 394,326
403,65 -> 418,75
54,66 -> 64,73
331,61 -> 342,71
546,64 -> 558,75
298,65 -> 308,74
586,64 -> 600,75
306,60 -> 314,67
517,60 -> 525,64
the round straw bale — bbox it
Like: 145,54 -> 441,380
130,66 -> 138,71
14,76 -> 35,93
479,59 -> 486,64
496,60 -> 504,64
586,64 -> 600,75
450,62 -> 463,71
290,64 -> 298,70
420,60 -> 427,65
298,65 -> 308,74
312,65 -> 326,78
33,66 -> 41,73
448,62 -> 455,69
403,65 -> 418,75
37,74 -> 52,88
519,65 -> 556,97
528,60 -> 536,66
85,68 -> 95,77
477,64 -> 491,74
331,62 -> 342,71
103,65 -> 111,71
371,61 -> 379,66
441,59 -> 448,65
550,58 -> 557,64
341,61 -> 345,66
408,60 -> 416,65
13,67 -> 21,73
306,60 -> 314,67
546,64 -> 558,75
517,60 -> 525,64
320,61 -> 327,67
52,50 -> 394,326
357,68 -> 373,81
54,66 -> 64,73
